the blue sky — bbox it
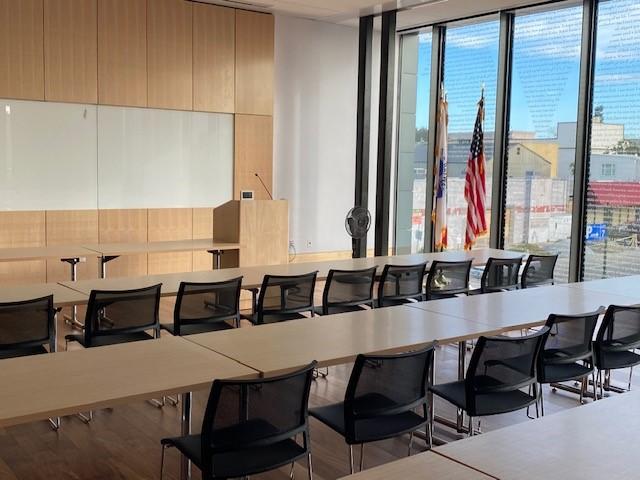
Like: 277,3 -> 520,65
414,0 -> 640,139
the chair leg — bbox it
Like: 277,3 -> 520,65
160,444 -> 168,480
467,415 -> 474,437
48,417 -> 60,430
349,445 -> 354,475
408,431 -> 414,456
540,385 -> 545,417
579,377 -> 586,405
359,444 -> 364,472
165,396 -> 179,407
533,383 -> 540,418
426,419 -> 433,450
78,411 -> 93,423
307,453 -> 314,480
599,370 -> 604,400
592,370 -> 598,401
628,366 -> 634,391
289,462 -> 295,479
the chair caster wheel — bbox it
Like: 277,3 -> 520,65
551,387 -> 557,393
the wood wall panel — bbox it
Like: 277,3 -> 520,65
147,0 -> 192,110
147,208 -> 192,274
234,114 -> 273,200
45,210 -> 99,282
235,10 -> 273,115
193,3 -> 235,113
193,207 -> 214,271
0,0 -> 45,100
0,212 -> 46,285
44,0 -> 98,104
98,209 -> 148,278
97,0 -> 147,107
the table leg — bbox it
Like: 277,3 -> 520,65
62,258 -> 84,329
180,392 -> 192,480
99,255 -> 120,279
456,340 -> 466,432
208,250 -> 222,270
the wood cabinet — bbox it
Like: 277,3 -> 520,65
234,114 -> 273,200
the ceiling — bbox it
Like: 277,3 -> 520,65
197,0 -> 556,29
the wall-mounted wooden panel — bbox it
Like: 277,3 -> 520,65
193,207 -> 214,271
235,10 -> 273,116
193,3 -> 234,113
45,210 -> 99,282
147,208 -> 192,274
147,0 -> 192,110
98,209 -> 148,277
0,0 -> 45,100
44,0 -> 98,104
97,0 -> 147,107
234,114 -> 273,200
0,211 -> 46,285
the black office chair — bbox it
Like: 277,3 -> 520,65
594,305 -> 640,397
66,284 -> 162,348
161,277 -> 242,336
537,311 -> 601,415
521,254 -> 558,288
160,362 -> 317,480
316,267 -> 376,315
430,328 -> 549,436
376,263 -> 427,307
424,260 -> 472,300
246,272 -> 318,325
469,257 -> 522,295
0,295 -> 60,430
309,345 -> 435,474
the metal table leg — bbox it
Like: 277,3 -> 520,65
180,392 -> 192,480
61,257 -> 84,329
99,255 -> 119,279
456,340 -> 466,431
208,249 -> 222,270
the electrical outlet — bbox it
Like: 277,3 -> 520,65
306,240 -> 312,248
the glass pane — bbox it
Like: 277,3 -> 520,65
395,31 -> 432,253
503,5 -> 583,282
443,20 -> 499,250
583,0 -> 640,279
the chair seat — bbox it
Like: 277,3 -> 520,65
65,331 -> 154,348
0,345 -> 48,360
540,362 -> 593,384
309,394 -> 427,444
162,429 -> 306,478
376,297 -> 421,308
430,380 -> 536,417
161,321 -> 235,336
313,305 -> 368,316
597,350 -> 640,371
242,312 -> 309,325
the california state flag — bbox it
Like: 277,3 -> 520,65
432,92 -> 448,251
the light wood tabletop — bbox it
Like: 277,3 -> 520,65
82,238 -> 241,256
434,390 -> 640,479
0,336 -> 257,428
338,451 -> 495,480
0,245 -> 95,262
407,285 -> 637,332
186,306 -> 501,375
0,283 -> 88,307
562,275 -> 640,302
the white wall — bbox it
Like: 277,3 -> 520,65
274,15 -> 379,254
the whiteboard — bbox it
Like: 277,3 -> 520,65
0,99 -> 98,210
97,106 -> 233,209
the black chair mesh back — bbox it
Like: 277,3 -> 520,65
258,272 -> 317,318
425,260 -> 472,299
84,284 -> 161,341
0,295 -> 55,351
521,254 -> 558,288
201,362 -> 316,476
174,278 -> 242,333
322,267 -> 376,313
377,263 -> 427,306
481,257 -> 522,292
540,311 -> 600,377
596,305 -> 640,368
344,345 -> 435,443
465,328 -> 549,414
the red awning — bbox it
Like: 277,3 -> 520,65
588,182 -> 640,207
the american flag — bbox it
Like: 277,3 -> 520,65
464,94 -> 488,250
432,93 -> 448,251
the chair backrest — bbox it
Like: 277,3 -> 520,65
322,267 -> 376,314
83,284 -> 162,346
521,254 -> 558,288
481,257 -> 523,293
595,305 -> 640,368
257,272 -> 318,324
343,344 -> 436,444
0,295 -> 55,353
173,277 -> 242,335
377,263 -> 427,307
200,361 -> 317,477
425,260 -> 472,299
465,328 -> 550,415
539,310 -> 601,381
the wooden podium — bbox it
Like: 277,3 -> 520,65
213,200 -> 289,267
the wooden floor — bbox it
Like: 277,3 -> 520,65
0,298 -> 633,480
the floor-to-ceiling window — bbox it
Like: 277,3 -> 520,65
395,30 -> 432,253
503,3 -> 583,282
443,19 -> 499,250
583,0 -> 640,279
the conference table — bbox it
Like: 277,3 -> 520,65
433,390 -> 640,479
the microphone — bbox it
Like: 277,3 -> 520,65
254,172 -> 273,200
